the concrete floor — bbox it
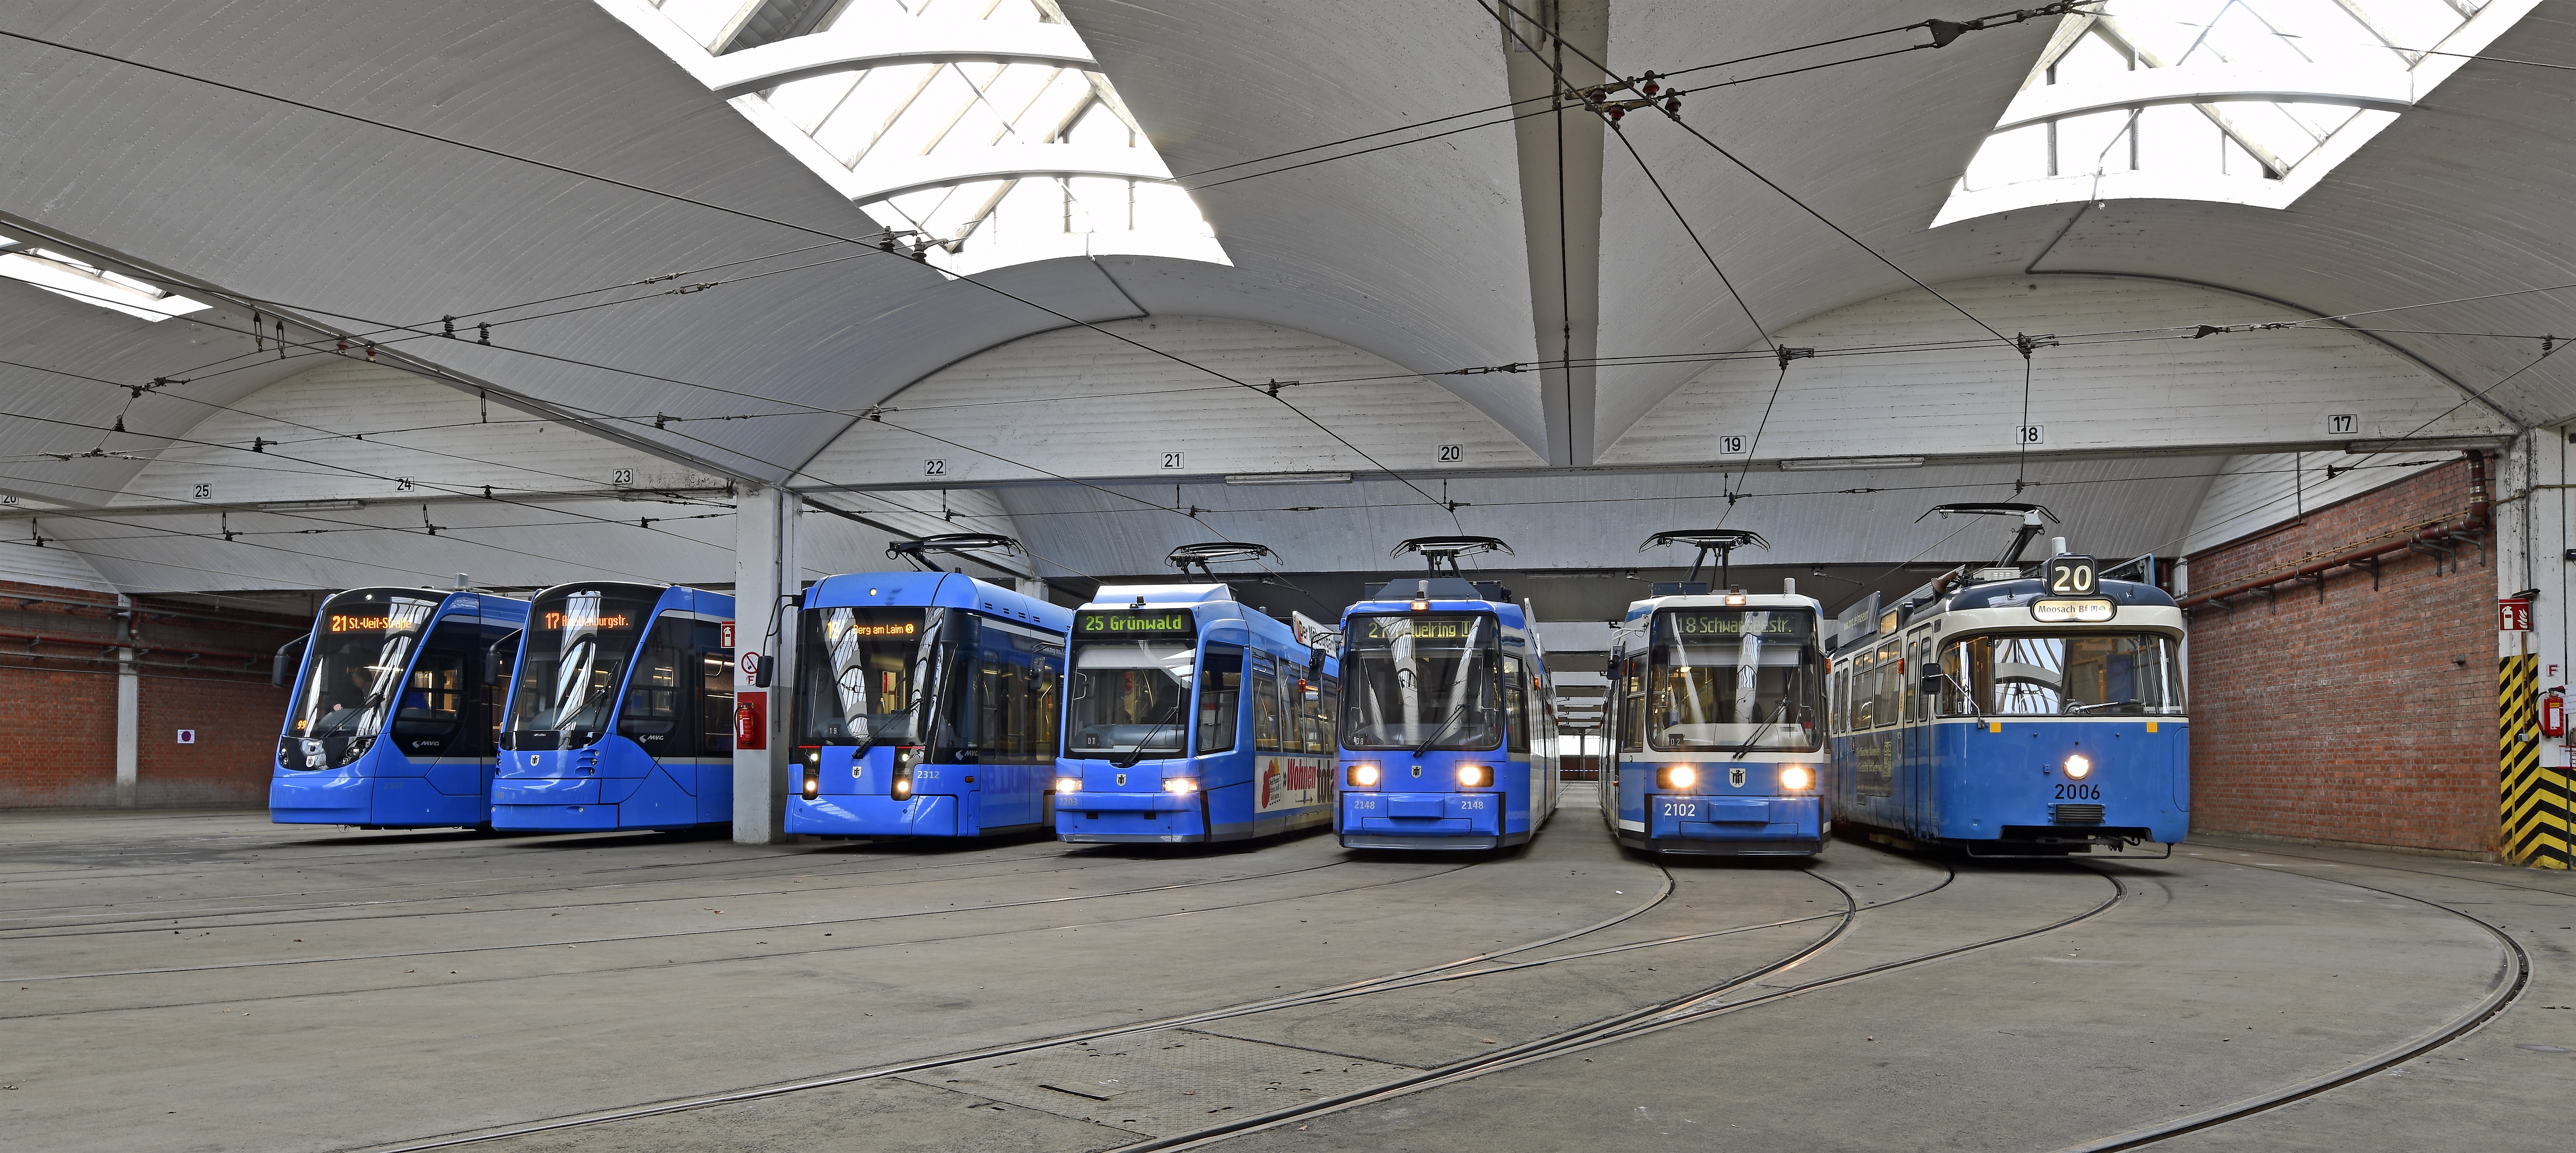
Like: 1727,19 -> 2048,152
4,787 -> 2570,1153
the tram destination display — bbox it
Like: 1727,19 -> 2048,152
1074,609 -> 1196,638
1659,609 -> 1813,639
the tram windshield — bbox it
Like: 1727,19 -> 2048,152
1067,608 -> 1198,761
506,586 -> 662,749
1648,608 -> 1823,752
1340,614 -> 1504,752
287,590 -> 441,767
798,607 -> 937,746
1940,632 -> 2185,716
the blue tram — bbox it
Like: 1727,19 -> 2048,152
1054,583 -> 1339,844
787,569 -> 1071,839
490,583 -> 737,833
1334,538 -> 1559,851
1601,584 -> 1830,856
270,587 -> 531,829
1829,514 -> 2188,856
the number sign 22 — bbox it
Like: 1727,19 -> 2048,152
2046,555 -> 2097,595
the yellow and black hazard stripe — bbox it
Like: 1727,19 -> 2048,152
2500,654 -> 2570,869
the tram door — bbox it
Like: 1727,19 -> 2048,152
1900,628 -> 1936,835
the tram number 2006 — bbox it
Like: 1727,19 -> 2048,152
1657,799 -> 1698,819
2053,783 -> 2102,800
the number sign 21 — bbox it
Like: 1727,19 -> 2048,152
2046,555 -> 2097,595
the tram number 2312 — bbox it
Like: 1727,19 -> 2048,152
2045,554 -> 2097,595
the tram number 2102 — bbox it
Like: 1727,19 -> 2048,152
2052,782 -> 2102,801
1657,798 -> 1698,819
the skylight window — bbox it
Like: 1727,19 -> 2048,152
600,0 -> 1229,276
0,236 -> 210,322
1933,0 -> 2542,225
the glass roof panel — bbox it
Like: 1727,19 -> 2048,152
1934,0 -> 2533,224
614,0 -> 1228,275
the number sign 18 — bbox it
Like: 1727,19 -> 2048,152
2045,554 -> 2097,595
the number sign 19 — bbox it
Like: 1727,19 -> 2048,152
2044,554 -> 2097,595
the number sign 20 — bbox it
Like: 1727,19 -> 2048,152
2045,554 -> 2097,595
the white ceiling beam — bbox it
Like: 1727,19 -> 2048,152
1990,63 -> 2418,133
847,141 -> 1171,204
700,20 -> 1098,98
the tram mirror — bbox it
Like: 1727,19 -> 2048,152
1919,673 -> 1944,696
480,651 -> 499,687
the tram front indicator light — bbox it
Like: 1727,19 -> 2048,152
1348,763 -> 1381,788
1455,764 -> 1492,787
2064,753 -> 2092,780
1779,765 -> 1814,791
1164,777 -> 1199,794
1656,765 -> 1697,790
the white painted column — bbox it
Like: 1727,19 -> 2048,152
732,484 -> 799,844
114,593 -> 138,807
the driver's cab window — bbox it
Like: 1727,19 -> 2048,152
1194,644 -> 1242,755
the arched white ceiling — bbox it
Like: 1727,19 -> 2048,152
0,0 -> 2569,589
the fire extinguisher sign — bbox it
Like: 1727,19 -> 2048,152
2499,598 -> 2533,631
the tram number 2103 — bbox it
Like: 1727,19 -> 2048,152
2052,782 -> 2102,801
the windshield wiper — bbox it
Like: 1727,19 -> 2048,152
1729,699 -> 1792,761
853,691 -> 923,754
2067,699 -> 2139,715
1110,699 -> 1185,769
1412,700 -> 1473,756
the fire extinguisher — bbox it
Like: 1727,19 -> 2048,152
2542,687 -> 2566,740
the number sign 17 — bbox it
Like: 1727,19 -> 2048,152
2045,555 -> 2097,595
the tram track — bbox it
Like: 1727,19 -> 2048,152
1121,860 -> 2115,1151
2025,850 -> 2539,1153
1,855 -> 1374,983
0,847 -> 1131,939
0,836 -> 1077,923
333,850 -> 1963,1153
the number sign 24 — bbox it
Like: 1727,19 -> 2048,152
2045,554 -> 2097,595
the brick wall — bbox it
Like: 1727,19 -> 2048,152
2184,458 -> 2496,855
0,579 -> 302,809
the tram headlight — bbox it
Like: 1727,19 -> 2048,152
1455,764 -> 1492,787
801,764 -> 820,801
2064,753 -> 2092,780
1348,763 -> 1381,788
1055,775 -> 1081,794
1779,765 -> 1814,791
1656,765 -> 1697,790
1164,777 -> 1199,794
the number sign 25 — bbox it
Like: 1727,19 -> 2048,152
2045,554 -> 2097,595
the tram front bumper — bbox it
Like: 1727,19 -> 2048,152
788,794 -> 959,837
1643,793 -> 1823,854
269,770 -> 372,825
1338,791 -> 1502,848
1056,790 -> 1205,842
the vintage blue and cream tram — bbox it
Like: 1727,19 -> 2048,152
270,587 -> 531,829
1829,507 -> 2188,855
1334,537 -> 1558,851
1601,533 -> 1829,855
1054,566 -> 1339,845
489,583 -> 736,833
787,553 -> 1072,839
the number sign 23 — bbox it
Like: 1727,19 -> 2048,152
2045,555 -> 2097,595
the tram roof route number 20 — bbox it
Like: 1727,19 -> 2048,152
2044,554 -> 2097,595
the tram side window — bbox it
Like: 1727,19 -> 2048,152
966,619 -> 1064,765
394,619 -> 477,758
617,619 -> 692,755
1197,644 -> 1243,755
1504,656 -> 1530,755
1872,641 -> 1903,729
697,620 -> 733,756
1618,658 -> 1645,752
1252,668 -> 1284,752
